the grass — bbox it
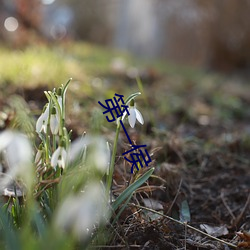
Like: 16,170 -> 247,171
0,42 -> 131,87
0,41 -> 210,86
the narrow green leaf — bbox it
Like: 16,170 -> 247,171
62,78 -> 72,97
32,210 -> 45,237
44,91 -> 51,102
124,92 -> 141,105
112,167 -> 154,211
0,208 -> 21,250
179,199 -> 191,222
112,192 -> 133,225
136,78 -> 144,97
49,92 -> 61,118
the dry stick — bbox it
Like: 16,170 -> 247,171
129,203 -> 237,249
89,244 -> 141,248
166,178 -> 183,215
184,221 -> 187,250
221,190 -> 236,221
234,192 -> 250,227
34,179 -> 60,198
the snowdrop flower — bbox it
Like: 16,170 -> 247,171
91,137 -> 110,173
36,103 -> 50,133
55,182 -> 109,240
51,142 -> 67,169
35,144 -> 43,164
122,99 -> 144,128
57,87 -> 63,111
50,106 -> 59,135
67,135 -> 110,173
0,130 -> 33,190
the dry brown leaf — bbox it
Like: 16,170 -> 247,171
237,231 -> 250,248
200,224 -> 228,237
143,198 -> 164,210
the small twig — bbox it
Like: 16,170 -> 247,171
135,185 -> 164,193
34,180 -> 59,198
166,178 -> 183,215
221,190 -> 236,221
129,203 -> 237,249
39,178 -> 60,184
184,221 -> 187,250
89,245 -> 141,248
106,220 -> 128,247
233,192 -> 250,227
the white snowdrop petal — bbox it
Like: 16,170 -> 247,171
36,113 -> 45,133
55,196 -> 79,231
0,131 -> 33,190
50,114 -> 59,135
44,104 -> 50,118
6,134 -> 32,170
68,137 -> 89,163
94,138 -> 110,172
135,108 -> 144,125
128,108 -> 136,128
55,183 -> 109,240
51,147 -> 61,168
35,150 -> 42,164
0,130 -> 13,151
41,122 -> 47,133
36,104 -> 50,134
57,96 -> 63,111
61,148 -> 67,160
60,148 -> 67,169
58,159 -> 65,169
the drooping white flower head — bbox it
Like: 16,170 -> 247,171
57,95 -> 63,112
54,182 -> 109,240
35,143 -> 43,165
67,135 -> 110,173
36,103 -> 50,134
92,137 -> 110,172
50,106 -> 60,135
0,130 -> 33,190
122,99 -> 144,128
51,143 -> 67,169
56,87 -> 63,112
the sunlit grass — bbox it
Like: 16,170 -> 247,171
0,42 -> 207,87
0,44 -> 85,86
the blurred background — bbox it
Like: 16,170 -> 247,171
0,2 -> 250,249
1,0 -> 250,73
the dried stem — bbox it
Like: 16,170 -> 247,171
129,203 -> 237,249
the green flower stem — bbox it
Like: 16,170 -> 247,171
106,120 -> 121,197
105,92 -> 141,199
44,137 -> 50,164
45,98 -> 53,164
61,78 -> 71,125
49,92 -> 63,136
52,134 -> 56,152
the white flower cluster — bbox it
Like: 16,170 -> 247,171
35,87 -> 68,170
36,92 -> 62,135
35,85 -> 110,173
